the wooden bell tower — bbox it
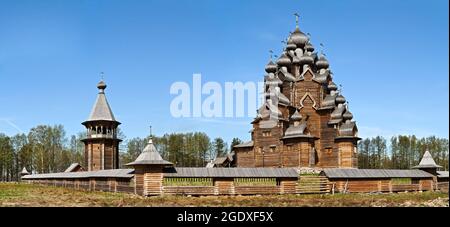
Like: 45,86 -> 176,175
81,79 -> 122,171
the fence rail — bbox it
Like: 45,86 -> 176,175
437,182 -> 449,192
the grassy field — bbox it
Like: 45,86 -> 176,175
0,183 -> 448,207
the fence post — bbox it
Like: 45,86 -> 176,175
213,178 -> 219,196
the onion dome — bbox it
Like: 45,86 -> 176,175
294,48 -> 303,57
329,104 -> 345,124
288,50 -> 300,64
290,110 -> 302,121
266,75 -> 283,87
257,104 -> 268,118
290,27 -> 309,47
322,94 -> 337,108
97,80 -> 107,93
336,95 -> 346,104
299,53 -> 314,65
265,60 -> 278,73
278,92 -> 291,105
286,39 -> 297,51
343,109 -> 353,121
279,67 -> 296,82
328,82 -> 338,91
277,52 -> 291,67
305,42 -> 315,52
265,87 -> 290,105
315,55 -> 329,69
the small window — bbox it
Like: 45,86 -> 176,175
262,131 -> 272,137
270,147 -> 276,153
286,145 -> 292,152
325,148 -> 333,154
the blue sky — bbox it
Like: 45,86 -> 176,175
0,0 -> 448,145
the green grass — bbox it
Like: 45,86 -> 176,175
0,183 -> 448,207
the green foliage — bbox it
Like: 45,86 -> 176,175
0,125 -> 86,181
230,138 -> 243,152
120,132 -> 220,168
1,124 -> 238,181
358,136 -> 449,170
392,178 -> 412,185
212,137 -> 228,158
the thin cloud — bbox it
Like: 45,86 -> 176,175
0,118 -> 24,134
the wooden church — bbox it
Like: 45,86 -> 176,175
234,15 -> 360,169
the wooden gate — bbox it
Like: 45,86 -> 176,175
297,176 -> 332,194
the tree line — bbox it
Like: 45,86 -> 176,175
358,135 -> 449,170
0,124 -> 238,181
120,133 -> 243,168
0,125 -> 85,181
0,124 -> 448,182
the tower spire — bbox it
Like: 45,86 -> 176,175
320,43 -> 326,56
149,125 -> 153,143
269,50 -> 273,60
97,72 -> 107,93
281,39 -> 287,51
294,13 -> 300,28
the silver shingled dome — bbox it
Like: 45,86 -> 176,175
290,27 -> 309,47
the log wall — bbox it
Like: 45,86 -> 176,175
23,174 -> 439,196
328,178 -> 435,193
24,176 -> 298,196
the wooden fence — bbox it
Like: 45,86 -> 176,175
29,179 -> 135,195
25,176 -> 448,196
437,182 -> 449,193
297,176 -> 332,194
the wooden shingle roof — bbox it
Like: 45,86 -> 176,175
125,138 -> 173,166
437,171 -> 449,178
84,80 -> 118,123
22,169 -> 134,180
412,151 -> 443,169
64,163 -> 82,173
322,168 -> 434,179
164,167 -> 298,178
